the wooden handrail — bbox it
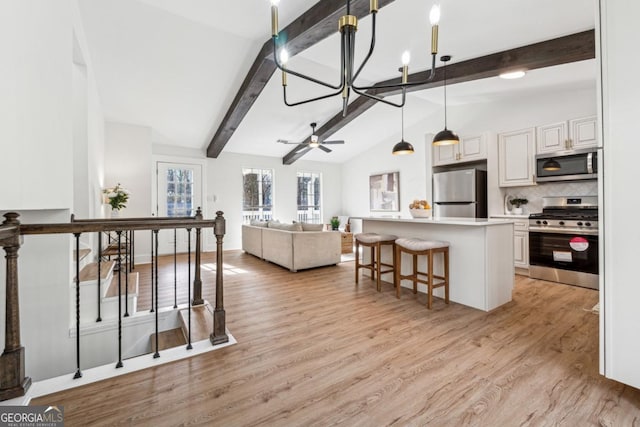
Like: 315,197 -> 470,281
20,218 -> 216,235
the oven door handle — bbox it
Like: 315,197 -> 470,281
529,226 -> 599,236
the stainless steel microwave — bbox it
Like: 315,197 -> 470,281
535,148 -> 598,182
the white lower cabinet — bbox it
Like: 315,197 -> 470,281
513,220 -> 529,269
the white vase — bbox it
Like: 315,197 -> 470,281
513,207 -> 523,215
111,209 -> 120,218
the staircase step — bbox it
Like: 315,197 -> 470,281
101,243 -> 127,257
150,328 -> 187,352
179,304 -> 213,342
105,272 -> 139,298
76,261 -> 115,283
74,248 -> 91,262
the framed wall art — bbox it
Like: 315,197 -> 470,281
369,172 -> 400,211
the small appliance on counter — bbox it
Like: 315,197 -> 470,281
528,196 -> 599,289
433,169 -> 487,218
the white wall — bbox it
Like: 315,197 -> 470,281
0,2 -> 74,210
104,122 -> 153,218
600,0 -> 640,389
0,0 -> 107,381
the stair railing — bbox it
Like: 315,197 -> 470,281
0,209 -> 228,401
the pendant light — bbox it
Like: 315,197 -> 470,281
392,106 -> 414,155
542,158 -> 561,171
433,55 -> 459,146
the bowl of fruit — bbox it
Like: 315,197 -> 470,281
409,200 -> 432,218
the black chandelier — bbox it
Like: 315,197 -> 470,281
270,0 -> 442,116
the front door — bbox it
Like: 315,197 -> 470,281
156,162 -> 203,255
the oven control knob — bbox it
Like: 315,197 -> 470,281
542,221 -> 548,225
585,222 -> 592,227
577,221 -> 584,226
536,220 -> 542,225
559,221 -> 565,226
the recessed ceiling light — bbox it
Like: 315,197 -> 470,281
499,70 -> 526,80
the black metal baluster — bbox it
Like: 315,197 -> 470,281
115,230 -> 123,368
124,230 -> 129,317
153,229 -> 160,358
96,232 -> 102,322
173,228 -> 177,309
186,228 -> 192,350
150,230 -> 154,313
130,230 -> 135,271
73,233 -> 82,379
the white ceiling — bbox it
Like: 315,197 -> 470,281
78,0 -> 597,163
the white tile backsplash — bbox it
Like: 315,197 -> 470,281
501,180 -> 598,214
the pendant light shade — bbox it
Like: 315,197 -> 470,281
433,128 -> 459,146
433,55 -> 459,146
392,106 -> 414,155
392,140 -> 415,155
542,158 -> 561,171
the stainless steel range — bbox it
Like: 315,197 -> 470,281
528,196 -> 599,290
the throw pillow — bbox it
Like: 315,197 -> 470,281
250,219 -> 269,227
301,223 -> 324,232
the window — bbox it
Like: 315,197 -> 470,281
297,171 -> 322,223
242,168 -> 273,223
165,167 -> 194,216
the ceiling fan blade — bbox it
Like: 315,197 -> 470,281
321,140 -> 345,145
318,145 -> 332,153
277,139 -> 301,145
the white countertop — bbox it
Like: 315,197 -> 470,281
490,214 -> 531,219
352,216 -> 514,227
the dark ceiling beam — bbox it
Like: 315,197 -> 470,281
282,29 -> 595,165
206,0 -> 397,158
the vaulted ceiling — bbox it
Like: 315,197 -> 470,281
79,0 -> 597,164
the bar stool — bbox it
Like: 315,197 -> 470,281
355,233 -> 397,291
394,238 -> 450,309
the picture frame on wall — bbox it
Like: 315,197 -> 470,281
369,171 -> 400,211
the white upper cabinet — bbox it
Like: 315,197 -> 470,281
569,116 -> 598,149
537,121 -> 568,154
536,116 -> 597,154
432,134 -> 487,166
498,128 -> 536,187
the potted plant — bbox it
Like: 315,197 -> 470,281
330,216 -> 340,230
509,197 -> 528,215
103,183 -> 130,217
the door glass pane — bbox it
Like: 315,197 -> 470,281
165,168 -> 195,217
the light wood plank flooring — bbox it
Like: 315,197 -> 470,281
33,250 -> 640,426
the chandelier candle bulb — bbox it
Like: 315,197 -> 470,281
270,1 -> 279,36
401,51 -> 410,83
430,4 -> 440,54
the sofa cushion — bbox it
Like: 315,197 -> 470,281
250,219 -> 269,227
301,223 -> 324,232
270,222 -> 303,232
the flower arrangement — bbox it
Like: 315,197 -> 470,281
103,183 -> 130,211
509,198 -> 528,208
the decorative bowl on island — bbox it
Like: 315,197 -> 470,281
410,208 -> 432,218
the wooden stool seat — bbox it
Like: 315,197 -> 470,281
355,233 -> 397,291
394,238 -> 450,309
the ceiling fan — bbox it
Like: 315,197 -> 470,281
277,122 -> 345,153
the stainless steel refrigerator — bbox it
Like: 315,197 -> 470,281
433,169 -> 487,218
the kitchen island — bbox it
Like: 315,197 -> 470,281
352,216 -> 515,311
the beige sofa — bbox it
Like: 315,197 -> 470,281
242,224 -> 341,272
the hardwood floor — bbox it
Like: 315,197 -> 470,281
33,251 -> 640,426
